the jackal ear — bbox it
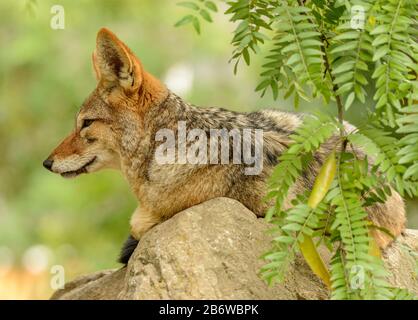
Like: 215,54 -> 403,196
95,28 -> 143,93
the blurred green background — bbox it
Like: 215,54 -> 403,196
0,0 -> 417,299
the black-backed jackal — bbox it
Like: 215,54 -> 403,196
44,28 -> 406,263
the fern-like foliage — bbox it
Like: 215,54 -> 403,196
256,29 -> 299,101
266,114 -> 338,219
329,153 -> 392,299
262,114 -> 338,284
256,1 -> 328,105
310,0 -> 345,27
371,0 -> 417,127
261,193 -> 329,284
349,120 -> 417,197
329,0 -> 373,110
397,103 -> 418,182
391,288 -> 418,300
175,0 -> 418,300
175,0 -> 218,34
225,0 -> 275,73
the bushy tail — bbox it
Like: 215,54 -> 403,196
118,235 -> 139,265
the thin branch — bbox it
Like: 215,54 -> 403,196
295,0 -> 345,133
320,34 -> 345,134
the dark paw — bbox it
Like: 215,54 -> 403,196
118,235 -> 139,265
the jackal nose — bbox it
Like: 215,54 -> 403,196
43,159 -> 54,171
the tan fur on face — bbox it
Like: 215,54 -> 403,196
46,28 -> 168,177
49,117 -> 120,175
50,131 -> 95,174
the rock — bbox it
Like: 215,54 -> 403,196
51,197 -> 418,300
50,269 -> 126,300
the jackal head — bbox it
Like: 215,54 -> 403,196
43,28 -> 167,178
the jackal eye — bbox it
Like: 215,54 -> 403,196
81,119 -> 95,129
86,137 -> 97,144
